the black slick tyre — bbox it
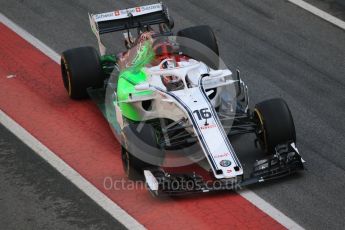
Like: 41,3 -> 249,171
121,122 -> 165,180
254,98 -> 296,154
61,46 -> 104,99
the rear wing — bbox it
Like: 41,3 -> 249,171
92,3 -> 171,34
89,3 -> 172,55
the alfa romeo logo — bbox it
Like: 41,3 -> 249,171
220,160 -> 231,167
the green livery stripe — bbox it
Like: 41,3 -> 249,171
116,40 -> 155,121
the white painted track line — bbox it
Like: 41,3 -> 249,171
0,111 -> 145,230
1,14 -> 145,230
238,190 -> 304,230
0,14 -> 60,63
197,160 -> 304,229
0,112 -> 145,230
288,0 -> 345,30
0,11 -> 305,230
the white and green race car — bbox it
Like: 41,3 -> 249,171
60,3 -> 305,196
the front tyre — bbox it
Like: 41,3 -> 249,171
61,47 -> 104,99
121,146 -> 152,180
121,122 -> 165,180
254,98 -> 296,154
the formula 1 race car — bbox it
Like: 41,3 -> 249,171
60,3 -> 305,196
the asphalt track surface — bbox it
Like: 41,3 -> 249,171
0,0 -> 345,229
305,0 -> 345,20
0,125 -> 125,230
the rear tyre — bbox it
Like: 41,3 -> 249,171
177,25 -> 219,69
121,122 -> 164,180
254,98 -> 296,154
61,47 -> 104,99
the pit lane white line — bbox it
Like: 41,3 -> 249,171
0,110 -> 145,230
0,12 -> 304,230
198,160 -> 304,230
0,13 -> 145,230
288,0 -> 345,30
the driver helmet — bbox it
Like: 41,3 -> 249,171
160,59 -> 184,91
153,38 -> 174,62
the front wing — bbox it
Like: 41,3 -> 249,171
144,142 -> 305,196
